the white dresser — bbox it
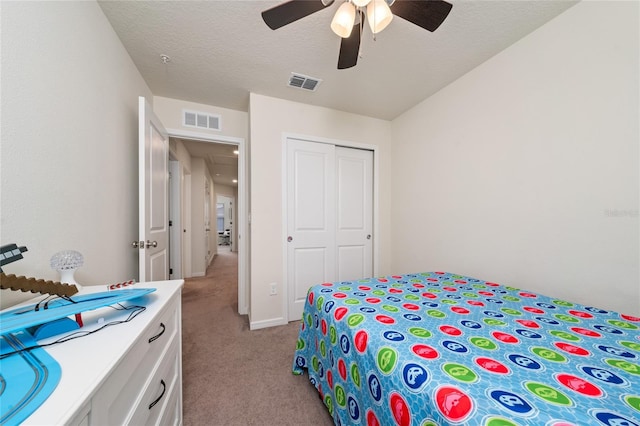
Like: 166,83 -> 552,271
22,280 -> 184,425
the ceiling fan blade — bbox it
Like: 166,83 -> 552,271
262,0 -> 334,30
391,0 -> 453,32
337,17 -> 362,69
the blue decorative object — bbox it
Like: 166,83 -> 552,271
0,287 -> 156,424
29,317 -> 80,340
0,330 -> 61,426
1,288 -> 155,335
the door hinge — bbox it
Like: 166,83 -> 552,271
169,268 -> 173,275
169,220 -> 173,226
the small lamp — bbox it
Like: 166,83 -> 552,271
50,250 -> 84,290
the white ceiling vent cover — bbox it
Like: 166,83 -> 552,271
288,73 -> 322,92
183,110 -> 221,131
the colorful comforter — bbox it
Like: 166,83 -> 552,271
292,272 -> 640,426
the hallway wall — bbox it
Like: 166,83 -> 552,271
1,1 -> 152,308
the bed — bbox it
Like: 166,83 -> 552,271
292,272 -> 640,426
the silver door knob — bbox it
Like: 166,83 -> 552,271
367,234 -> 371,239
287,236 -> 293,242
146,240 -> 158,248
132,240 -> 144,249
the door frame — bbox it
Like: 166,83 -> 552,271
167,128 -> 248,316
168,156 -> 183,279
281,132 -> 380,321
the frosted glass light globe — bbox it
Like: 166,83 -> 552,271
50,250 -> 84,287
367,0 -> 393,34
331,2 -> 356,38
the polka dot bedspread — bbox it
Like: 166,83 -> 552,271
292,272 -> 640,426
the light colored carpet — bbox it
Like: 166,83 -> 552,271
181,247 -> 334,425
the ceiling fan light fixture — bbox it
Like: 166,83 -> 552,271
352,0 -> 371,7
366,0 -> 393,34
260,0 -> 452,69
331,1 -> 356,38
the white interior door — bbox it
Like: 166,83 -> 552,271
138,96 -> 169,282
287,139 -> 336,321
336,147 -> 373,281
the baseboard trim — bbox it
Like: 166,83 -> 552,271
250,316 -> 287,330
191,272 -> 205,277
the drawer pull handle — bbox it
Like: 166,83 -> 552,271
149,379 -> 166,410
148,322 -> 166,343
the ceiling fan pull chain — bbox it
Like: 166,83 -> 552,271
359,11 -> 365,58
372,0 -> 376,41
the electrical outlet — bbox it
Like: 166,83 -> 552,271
270,282 -> 277,296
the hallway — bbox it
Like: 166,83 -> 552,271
180,247 -> 333,425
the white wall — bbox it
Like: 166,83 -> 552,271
249,93 -> 393,328
168,138 -> 193,278
206,173 -> 216,265
169,138 -> 193,174
3,0 -> 635,323
190,158 -> 208,276
391,1 -> 639,315
1,1 -> 153,308
153,96 -> 248,141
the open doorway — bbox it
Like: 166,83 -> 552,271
216,195 -> 234,251
167,132 -> 247,316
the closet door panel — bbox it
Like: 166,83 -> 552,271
287,139 -> 336,320
335,147 -> 373,282
286,139 -> 373,321
293,248 -> 328,301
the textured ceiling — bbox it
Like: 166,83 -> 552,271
99,0 -> 578,121
101,0 -> 578,188
173,138 -> 239,187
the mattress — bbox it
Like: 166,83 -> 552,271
292,272 -> 640,425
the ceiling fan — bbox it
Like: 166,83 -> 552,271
261,0 -> 453,69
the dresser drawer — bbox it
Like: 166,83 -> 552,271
127,337 -> 180,425
91,297 -> 179,424
20,281 -> 184,426
66,403 -> 90,426
158,382 -> 182,426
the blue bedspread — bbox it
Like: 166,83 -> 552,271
292,272 -> 640,426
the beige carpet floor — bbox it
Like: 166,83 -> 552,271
181,247 -> 334,425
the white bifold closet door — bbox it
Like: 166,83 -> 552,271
287,138 -> 373,321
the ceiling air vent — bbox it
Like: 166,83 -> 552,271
183,110 -> 221,131
288,73 -> 322,92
